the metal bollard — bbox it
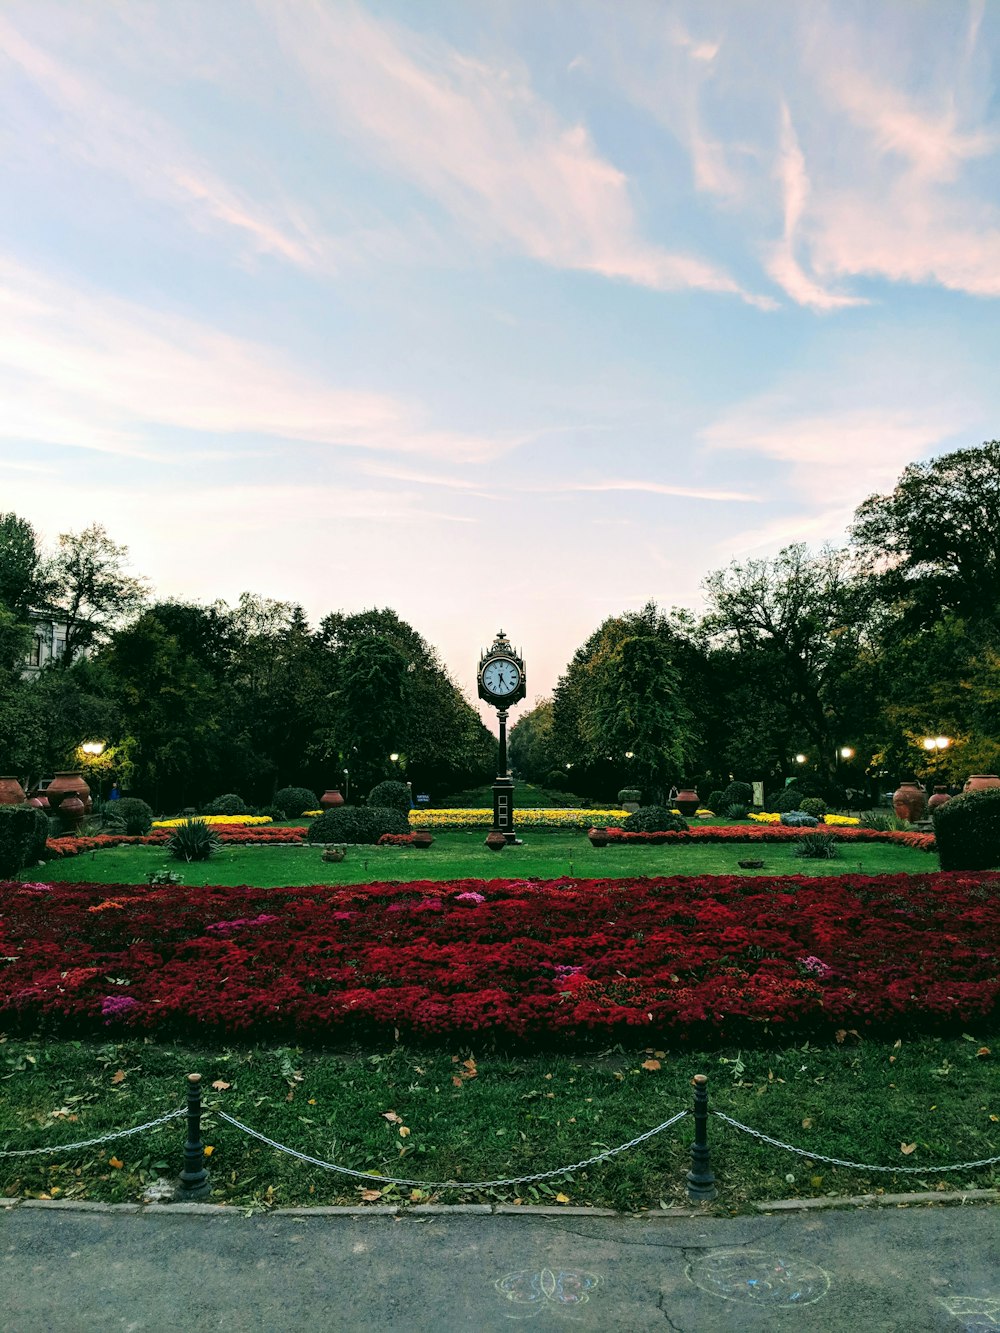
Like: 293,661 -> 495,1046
176,1073 -> 212,1201
686,1073 -> 717,1202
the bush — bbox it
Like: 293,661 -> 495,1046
0,805 -> 49,876
146,867 -> 185,886
623,806 -> 689,834
306,806 -> 408,845
115,797 -> 154,836
617,788 -> 641,803
794,831 -> 839,859
722,803 -> 749,821
859,810 -> 912,832
366,780 -> 412,813
769,786 -> 807,814
934,789 -> 1000,871
800,797 -> 827,819
706,790 -> 724,814
91,799 -> 126,834
545,770 -> 568,789
273,786 -> 318,819
167,818 -> 221,862
720,781 -> 753,808
203,794 -> 249,817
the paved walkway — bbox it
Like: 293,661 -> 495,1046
1,1201 -> 997,1331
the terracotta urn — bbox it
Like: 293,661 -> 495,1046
322,846 -> 346,863
57,794 -> 86,829
893,781 -> 927,823
587,827 -> 609,848
927,786 -> 951,812
411,831 -> 434,849
28,795 -> 47,810
674,787 -> 700,817
484,830 -> 506,852
320,788 -> 345,810
46,771 -> 91,814
0,776 -> 26,806
963,774 -> 1000,794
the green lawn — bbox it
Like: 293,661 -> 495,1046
32,828 -> 935,886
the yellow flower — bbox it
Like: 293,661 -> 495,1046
152,814 -> 273,828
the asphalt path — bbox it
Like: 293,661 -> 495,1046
1,1202 -> 997,1331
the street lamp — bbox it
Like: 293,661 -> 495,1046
922,735 -> 951,783
795,753 -> 807,765
389,752 -> 400,763
80,740 -> 105,757
839,746 -> 854,760
625,751 -> 634,760
342,767 -> 349,801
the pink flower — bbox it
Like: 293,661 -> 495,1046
455,892 -> 486,905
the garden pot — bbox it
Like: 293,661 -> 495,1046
928,786 -> 951,812
738,859 -> 764,870
674,787 -> 700,817
411,832 -> 434,849
322,846 -> 345,863
46,771 -> 91,815
28,796 -> 47,810
587,827 -> 609,848
484,831 -> 506,852
893,781 -> 927,823
57,794 -> 86,829
0,776 -> 26,806
320,788 -> 344,810
963,774 -> 1000,794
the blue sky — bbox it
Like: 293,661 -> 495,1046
2,1 -> 999,714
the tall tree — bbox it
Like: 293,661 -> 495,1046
51,524 -> 148,665
0,513 -> 53,619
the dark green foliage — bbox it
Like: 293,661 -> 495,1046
545,770 -> 568,789
617,788 -> 641,802
203,794 -> 249,817
366,780 -> 411,813
769,786 -> 807,813
860,810 -> 912,832
167,818 -> 221,862
794,830 -> 839,859
258,805 -> 288,823
0,805 -> 48,876
706,790 -> 724,813
722,802 -> 749,821
934,789 -> 1000,871
306,806 -> 408,845
721,780 -> 753,807
114,797 -> 153,835
623,805 -> 689,833
273,786 -> 318,819
800,796 -> 827,818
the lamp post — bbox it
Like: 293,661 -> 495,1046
921,735 -> 951,784
342,767 -> 349,801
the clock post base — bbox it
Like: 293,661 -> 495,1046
492,777 -> 517,843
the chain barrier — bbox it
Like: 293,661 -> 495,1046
213,1106 -> 689,1192
712,1110 -> 1000,1175
0,1107 -> 187,1159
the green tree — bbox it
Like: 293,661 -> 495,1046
0,513 -> 53,619
509,699 -> 558,782
51,524 -> 148,665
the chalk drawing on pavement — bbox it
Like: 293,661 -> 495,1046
686,1249 -> 830,1307
494,1267 -> 602,1321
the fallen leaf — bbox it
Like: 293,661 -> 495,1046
108,1157 -> 123,1169
359,1188 -> 382,1202
451,1077 -> 463,1088
410,1189 -> 424,1203
654,1050 -> 666,1059
900,1142 -> 916,1155
801,1118 -> 813,1129
307,1098 -> 316,1105
835,1029 -> 846,1044
893,1039 -> 902,1049
976,1047 -> 991,1058
398,1126 -> 410,1138
382,1111 -> 402,1124
203,1145 -> 214,1157
641,1059 -> 661,1071
212,1080 -> 231,1091
110,1070 -> 126,1085
555,1193 -> 570,1204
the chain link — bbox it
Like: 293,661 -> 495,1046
713,1111 -> 1000,1175
0,1107 -> 187,1159
214,1107 -> 688,1191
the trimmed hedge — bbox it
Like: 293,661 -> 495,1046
934,788 -> 1000,871
306,806 -> 409,845
366,780 -> 411,814
0,805 -> 48,877
769,786 -> 807,814
623,805 -> 689,834
114,797 -> 154,836
203,794 -> 249,816
273,786 -> 318,819
720,780 -> 753,808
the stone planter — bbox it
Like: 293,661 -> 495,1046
587,827 -> 609,848
0,776 -> 26,806
322,845 -> 346,863
484,831 -> 506,852
893,781 -> 927,823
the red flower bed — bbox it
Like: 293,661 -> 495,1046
44,826 -> 307,858
602,826 -> 935,850
1,873 -> 996,1046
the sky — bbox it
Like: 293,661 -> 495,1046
2,0 -> 999,722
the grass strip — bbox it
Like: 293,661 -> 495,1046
1,1033 -> 995,1214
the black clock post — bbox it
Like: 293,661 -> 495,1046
477,630 -> 527,844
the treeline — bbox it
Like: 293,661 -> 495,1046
0,521 -> 494,808
510,440 -> 1000,804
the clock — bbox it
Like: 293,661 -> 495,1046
477,630 -> 526,708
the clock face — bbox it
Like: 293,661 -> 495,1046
482,658 -> 521,697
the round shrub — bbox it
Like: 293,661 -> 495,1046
273,786 -> 318,819
706,790 -> 724,814
769,786 -> 807,814
167,818 -> 221,862
115,797 -> 154,835
366,780 -> 411,813
934,788 -> 1000,871
257,805 -> 287,823
721,780 -> 753,808
0,806 -> 49,876
617,787 -> 641,803
800,797 -> 827,818
307,806 -> 408,845
623,805 -> 689,834
203,793 -> 249,817
546,770 -> 568,789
